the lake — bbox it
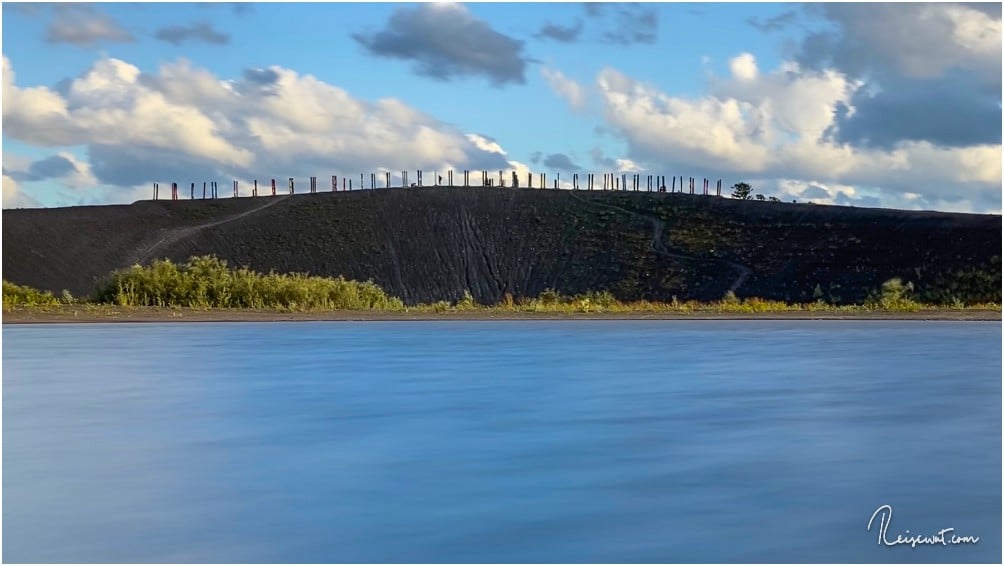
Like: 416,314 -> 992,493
3,321 -> 1001,563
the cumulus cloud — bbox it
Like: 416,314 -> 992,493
795,3 -> 1001,150
154,22 -> 230,46
593,61 -> 1001,212
2,175 -> 41,208
2,55 -> 515,200
45,5 -> 135,46
540,68 -> 587,111
831,71 -> 1002,148
798,3 -> 1000,80
353,3 -> 529,86
729,53 -> 759,82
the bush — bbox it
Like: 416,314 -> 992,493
866,277 -> 920,311
456,290 -> 478,310
3,280 -> 61,308
538,288 -> 562,305
96,255 -> 405,311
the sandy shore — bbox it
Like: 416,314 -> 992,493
3,305 -> 1000,324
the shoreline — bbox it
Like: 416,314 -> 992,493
3,306 -> 1000,324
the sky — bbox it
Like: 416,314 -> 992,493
1,2 -> 1001,213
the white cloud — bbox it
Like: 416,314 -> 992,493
594,60 -> 1002,212
541,67 -> 587,111
2,175 -> 40,209
2,55 -> 513,203
729,53 -> 758,82
466,133 -> 507,155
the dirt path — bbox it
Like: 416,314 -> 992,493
568,192 -> 752,293
127,196 -> 290,266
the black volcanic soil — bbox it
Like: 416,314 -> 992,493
3,187 -> 1001,305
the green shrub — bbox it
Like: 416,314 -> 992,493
456,290 -> 478,310
866,277 -> 920,311
96,255 -> 405,311
3,280 -> 61,308
538,288 -> 562,305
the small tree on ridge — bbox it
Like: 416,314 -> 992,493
731,182 -> 753,200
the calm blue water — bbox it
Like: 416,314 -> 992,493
3,321 -> 1001,563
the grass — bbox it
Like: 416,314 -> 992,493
4,255 -> 1000,316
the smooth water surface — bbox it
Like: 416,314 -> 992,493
3,321 -> 1001,563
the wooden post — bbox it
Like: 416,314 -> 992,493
271,179 -> 276,196
289,177 -> 294,194
371,173 -> 375,189
386,172 -> 391,188
332,175 -> 337,192
254,180 -> 257,197
717,179 -> 722,197
203,182 -> 207,199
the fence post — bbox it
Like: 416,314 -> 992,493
289,177 -> 294,194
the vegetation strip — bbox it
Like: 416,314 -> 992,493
4,255 -> 999,319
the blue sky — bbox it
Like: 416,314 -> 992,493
2,2 -> 1001,212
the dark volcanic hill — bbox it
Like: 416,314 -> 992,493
3,187 -> 1001,305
